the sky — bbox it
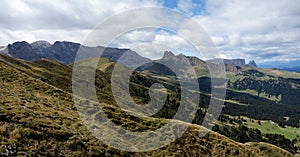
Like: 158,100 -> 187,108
0,0 -> 299,67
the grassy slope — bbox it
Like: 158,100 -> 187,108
227,66 -> 300,101
247,142 -> 293,157
245,119 -> 300,140
0,55 -> 294,156
230,66 -> 300,79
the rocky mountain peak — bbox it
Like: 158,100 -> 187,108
247,60 -> 257,67
162,51 -> 175,59
8,41 -> 31,50
31,40 -> 51,48
7,41 -> 39,60
31,41 -> 51,55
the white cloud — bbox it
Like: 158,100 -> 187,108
131,43 -> 171,59
0,0 -> 163,45
111,29 -> 157,47
0,29 -> 90,45
211,36 -> 226,46
228,34 -> 244,46
112,29 -> 198,59
192,0 -> 300,64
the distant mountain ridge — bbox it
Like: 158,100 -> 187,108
0,40 -> 151,66
1,41 -> 257,70
208,58 -> 257,67
281,66 -> 300,73
0,40 -> 258,76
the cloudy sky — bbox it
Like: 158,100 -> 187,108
0,0 -> 299,67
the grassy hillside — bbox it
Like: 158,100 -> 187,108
245,119 -> 300,140
0,54 -> 296,156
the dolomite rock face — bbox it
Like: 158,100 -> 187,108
248,60 -> 257,67
208,58 -> 257,67
223,59 -> 246,67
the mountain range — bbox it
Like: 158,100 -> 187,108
0,41 -> 151,66
0,41 -> 257,68
281,66 -> 300,73
259,60 -> 300,73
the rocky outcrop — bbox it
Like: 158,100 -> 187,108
162,51 -> 175,59
223,59 -> 246,67
158,51 -> 207,68
141,51 -> 209,77
31,40 -> 51,53
248,60 -> 257,67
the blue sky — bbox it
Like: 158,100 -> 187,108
0,0 -> 299,68
163,0 -> 206,16
163,0 -> 179,8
